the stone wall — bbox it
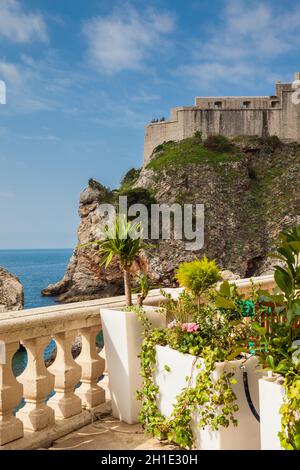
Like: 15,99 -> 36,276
144,74 -> 300,164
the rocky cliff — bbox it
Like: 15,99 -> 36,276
0,267 -> 24,312
42,135 -> 300,303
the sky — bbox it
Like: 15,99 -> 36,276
0,0 -> 299,249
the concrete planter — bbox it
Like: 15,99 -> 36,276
259,377 -> 285,450
154,345 -> 262,449
100,306 -> 166,424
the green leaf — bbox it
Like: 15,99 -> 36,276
226,347 -> 245,361
291,299 -> 300,316
274,359 -> 290,374
219,280 -> 231,297
252,322 -> 267,337
266,355 -> 275,370
274,269 -> 293,296
214,297 -> 236,310
289,241 -> 300,254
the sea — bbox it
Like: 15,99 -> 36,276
0,249 -> 73,383
0,249 -> 73,310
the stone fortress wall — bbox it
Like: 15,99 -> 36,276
144,72 -> 300,165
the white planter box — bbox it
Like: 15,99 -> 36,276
100,306 -> 166,424
154,345 -> 262,449
259,377 -> 285,450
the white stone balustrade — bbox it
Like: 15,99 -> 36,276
0,341 -> 24,445
17,335 -> 55,431
75,326 -> 105,408
48,330 -> 82,419
0,275 -> 275,449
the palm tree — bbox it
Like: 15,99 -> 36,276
83,215 -> 147,307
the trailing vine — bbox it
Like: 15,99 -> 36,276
256,225 -> 300,449
279,373 -> 300,450
136,313 -> 240,449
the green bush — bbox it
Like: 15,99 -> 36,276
194,130 -> 203,141
119,187 -> 156,210
175,256 -> 221,300
88,178 -> 113,202
257,135 -> 282,151
204,135 -> 233,152
120,168 -> 141,189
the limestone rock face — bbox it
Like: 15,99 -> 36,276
42,186 -> 145,303
43,138 -> 300,303
0,267 -> 24,312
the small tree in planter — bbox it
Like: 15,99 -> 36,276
138,256 -> 261,450
255,225 -> 300,450
136,274 -> 150,307
84,215 -> 166,424
175,256 -> 221,311
91,215 -> 147,306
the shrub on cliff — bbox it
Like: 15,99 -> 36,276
257,135 -> 282,152
119,187 -> 157,211
204,135 -> 233,152
88,178 -> 113,202
120,168 -> 141,190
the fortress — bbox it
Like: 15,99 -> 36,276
144,72 -> 300,164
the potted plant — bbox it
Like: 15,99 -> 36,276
256,225 -> 300,450
138,257 -> 263,449
85,215 -> 166,424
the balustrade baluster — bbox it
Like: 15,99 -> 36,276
48,330 -> 82,419
0,341 -> 23,445
75,326 -> 105,408
17,336 -> 55,431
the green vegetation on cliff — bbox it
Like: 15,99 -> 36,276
146,135 -> 241,171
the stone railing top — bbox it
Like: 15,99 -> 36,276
0,289 -> 166,342
0,274 -> 275,341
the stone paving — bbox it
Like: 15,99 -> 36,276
48,414 -> 176,451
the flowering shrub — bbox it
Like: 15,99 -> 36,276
181,322 -> 199,333
136,282 -> 256,448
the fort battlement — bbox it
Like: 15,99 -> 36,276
144,72 -> 300,165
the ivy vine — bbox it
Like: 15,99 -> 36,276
136,310 -> 240,449
279,374 -> 300,450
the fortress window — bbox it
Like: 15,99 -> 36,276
242,101 -> 251,109
214,101 -> 222,109
271,100 -> 280,108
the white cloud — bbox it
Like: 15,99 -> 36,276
83,6 -> 175,74
0,56 -> 79,114
22,134 -> 61,142
0,0 -> 47,43
0,61 -> 52,113
180,0 -> 300,89
0,61 -> 23,87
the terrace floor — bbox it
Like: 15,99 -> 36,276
48,415 -> 176,451
46,374 -> 176,451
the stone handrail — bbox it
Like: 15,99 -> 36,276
0,288 -> 169,448
0,275 -> 275,449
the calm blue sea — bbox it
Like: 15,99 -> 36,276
0,249 -> 73,309
0,249 -> 73,381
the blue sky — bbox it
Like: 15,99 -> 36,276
0,0 -> 299,249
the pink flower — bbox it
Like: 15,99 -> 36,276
181,322 -> 199,333
167,319 -> 177,329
